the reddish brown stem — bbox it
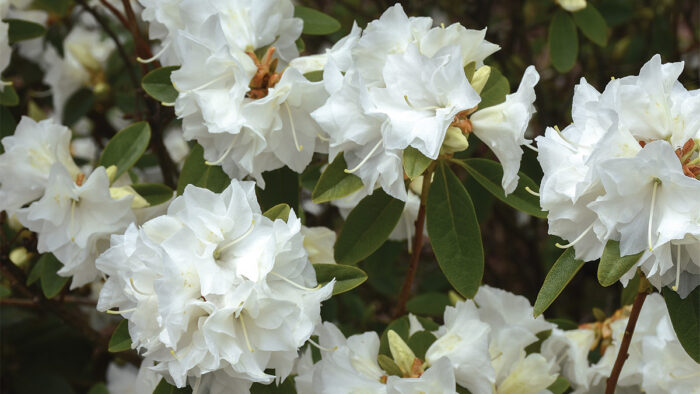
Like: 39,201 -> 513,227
393,162 -> 437,318
98,0 -> 130,29
605,279 -> 649,394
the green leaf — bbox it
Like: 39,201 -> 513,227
548,318 -> 579,330
362,241 -> 403,297
313,264 -> 367,295
5,19 -> 47,44
463,62 -> 476,81
250,377 -> 296,394
303,70 -> 323,82
379,316 -> 410,356
131,183 -> 174,206
177,143 -> 230,195
573,4 -> 608,47
427,162 -> 484,299
311,153 -> 364,204
457,158 -> 547,218
0,84 -> 19,106
142,66 -> 180,104
152,378 -> 192,394
547,376 -> 571,394
0,284 -> 10,299
257,166 -> 299,214
377,354 -> 403,377
478,67 -> 509,109
597,240 -> 643,287
334,189 -> 405,265
31,0 -> 73,15
621,271 -> 640,306
108,319 -> 132,353
0,106 -> 17,154
403,147 -> 432,180
87,383 -> 109,394
407,331 -> 437,360
548,10 -> 579,72
663,286 -> 700,363
263,203 -> 291,222
99,122 -> 151,181
294,6 -> 341,35
62,88 -> 95,127
39,253 -> 68,299
406,292 -> 450,317
533,249 -> 585,316
26,257 -> 45,286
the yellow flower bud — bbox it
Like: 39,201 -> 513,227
105,165 -> 118,184
9,247 -> 31,266
387,330 -> 416,375
470,65 -> 491,95
110,186 -> 150,208
440,126 -> 470,154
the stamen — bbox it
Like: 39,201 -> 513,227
553,125 -> 584,150
673,243 -> 681,292
215,220 -> 255,257
404,96 -> 440,111
345,139 -> 383,174
307,337 -> 337,352
239,313 -> 254,353
136,42 -> 171,63
284,102 -> 303,152
175,72 -> 231,93
161,101 -> 175,107
555,222 -> 595,249
524,143 -> 539,153
648,179 -> 660,252
670,370 -> 700,379
205,134 -> 240,166
491,351 -> 503,362
525,186 -> 540,197
129,277 -> 151,296
269,271 -> 321,291
70,199 -> 77,242
170,349 -> 180,359
106,307 -> 137,314
316,133 -> 330,142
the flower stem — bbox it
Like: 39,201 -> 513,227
605,275 -> 650,394
393,161 -> 437,318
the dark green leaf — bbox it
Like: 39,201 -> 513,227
31,0 -> 73,15
548,10 -> 578,72
457,158 -> 546,218
108,319 -> 132,353
403,147 -> 432,180
427,162 -> 484,299
26,257 -> 44,286
548,318 -> 579,330
294,6 -> 341,35
142,66 -> 180,104
303,70 -> 323,82
177,143 -> 231,195
620,271 -> 640,306
62,88 -> 95,127
377,354 -> 403,377
300,162 -> 323,191
313,264 -> 367,295
263,203 -> 291,222
0,284 -> 10,298
0,106 -> 17,154
547,376 -> 571,394
362,241 -> 404,297
312,153 -> 363,204
379,316 -> 410,356
534,249 -> 585,316
250,377 -> 296,394
99,122 -> 151,181
463,62 -> 476,81
478,67 -> 509,109
152,378 -> 192,394
5,19 -> 47,44
597,240 -> 643,287
257,166 -> 299,213
87,383 -> 109,394
39,253 -> 69,299
663,286 -> 700,363
0,85 -> 19,106
405,292 -> 450,317
334,189 -> 405,265
131,183 -> 174,206
407,331 -> 437,360
573,4 -> 608,46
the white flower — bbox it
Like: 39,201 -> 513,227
0,117 -> 80,214
425,300 -> 494,394
96,180 -> 333,389
289,22 -> 362,75
386,357 -> 456,394
495,353 -> 558,394
137,0 -> 183,65
470,65 -> 540,194
42,25 -> 114,119
418,23 -> 500,68
541,328 -> 597,390
106,360 -> 160,394
301,226 -> 336,265
17,164 -> 135,288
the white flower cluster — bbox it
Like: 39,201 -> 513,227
310,4 -> 540,200
295,285 -> 559,394
537,55 -> 700,297
96,180 -> 333,392
542,293 -> 700,393
0,117 -> 135,288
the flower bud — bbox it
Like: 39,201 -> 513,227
9,247 -> 31,266
448,290 -> 465,306
557,0 -> 586,12
470,65 -> 491,95
441,126 -> 470,154
105,165 -> 118,184
109,186 -> 149,208
388,330 -> 416,375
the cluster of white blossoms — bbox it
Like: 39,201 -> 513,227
0,117 -> 136,288
542,293 -> 700,393
295,285 -> 560,394
536,55 -> 700,297
96,180 -> 334,392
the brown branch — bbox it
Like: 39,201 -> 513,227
393,162 -> 437,318
605,276 -> 650,394
98,0 -> 130,30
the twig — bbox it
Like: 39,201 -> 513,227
393,162 -> 437,318
97,0 -> 130,30
605,276 -> 650,393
